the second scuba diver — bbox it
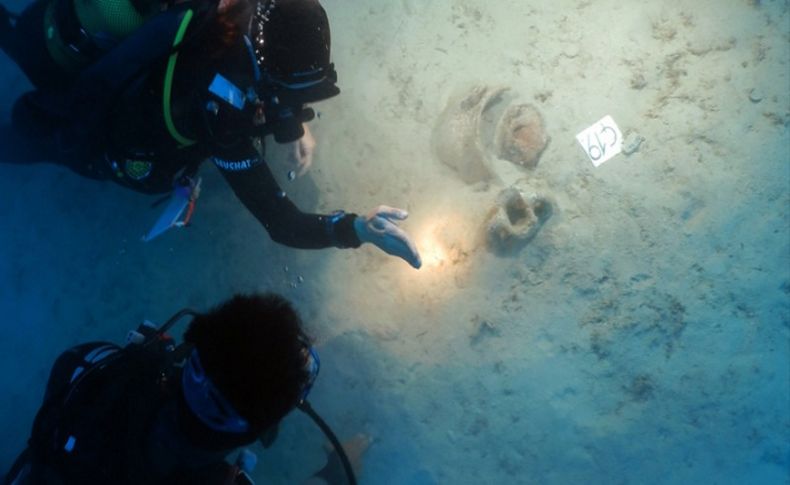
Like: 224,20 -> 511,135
0,0 -> 422,268
4,293 -> 364,484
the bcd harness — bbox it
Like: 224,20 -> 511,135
26,310 -> 358,485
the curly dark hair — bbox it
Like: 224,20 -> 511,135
183,293 -> 311,432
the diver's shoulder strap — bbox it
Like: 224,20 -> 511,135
29,340 -> 178,475
65,6 -> 199,141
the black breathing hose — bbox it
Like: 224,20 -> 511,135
154,308 -> 200,338
298,400 -> 357,485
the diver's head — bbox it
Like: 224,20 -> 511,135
248,0 -> 339,143
177,293 -> 318,449
203,0 -> 339,144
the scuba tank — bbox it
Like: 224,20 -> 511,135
43,0 -> 162,73
20,325 -> 182,484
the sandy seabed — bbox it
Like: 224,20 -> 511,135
1,0 -> 788,484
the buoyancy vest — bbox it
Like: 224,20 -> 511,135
27,338 -> 184,484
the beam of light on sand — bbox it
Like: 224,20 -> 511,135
419,227 -> 449,270
396,213 -> 476,297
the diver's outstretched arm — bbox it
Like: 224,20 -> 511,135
219,156 -> 361,249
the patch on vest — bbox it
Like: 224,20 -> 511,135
212,157 -> 260,171
124,160 -> 153,180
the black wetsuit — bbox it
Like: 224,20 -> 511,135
0,2 -> 361,249
4,341 -> 255,485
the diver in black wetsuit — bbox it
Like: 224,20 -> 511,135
0,0 -> 422,267
3,293 -> 358,485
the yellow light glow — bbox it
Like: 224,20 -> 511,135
419,229 -> 449,269
407,213 -> 475,275
393,211 -> 478,306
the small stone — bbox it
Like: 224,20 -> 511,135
470,318 -> 499,345
622,132 -> 645,156
562,43 -> 580,59
748,88 -> 764,103
630,73 -> 647,90
297,275 -> 304,284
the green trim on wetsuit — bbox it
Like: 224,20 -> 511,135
163,8 -> 196,148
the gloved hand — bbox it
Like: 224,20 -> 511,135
354,206 -> 422,269
290,123 -> 316,177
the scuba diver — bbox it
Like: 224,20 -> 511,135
0,0 -> 422,268
3,293 -> 363,484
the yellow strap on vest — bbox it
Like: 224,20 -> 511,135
163,9 -> 196,148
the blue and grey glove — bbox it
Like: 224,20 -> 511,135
354,206 -> 422,269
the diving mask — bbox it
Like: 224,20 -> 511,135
247,0 -> 340,143
182,345 -> 320,434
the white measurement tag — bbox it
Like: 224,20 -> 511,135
576,115 -> 623,167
